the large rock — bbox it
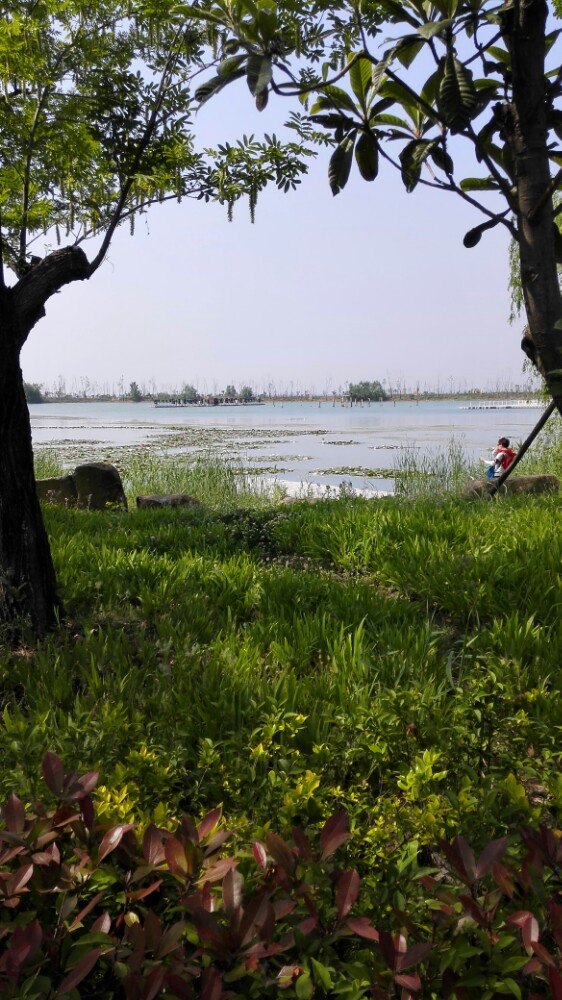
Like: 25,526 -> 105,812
136,494 -> 202,509
73,462 -> 128,510
463,474 -> 560,499
36,475 -> 78,507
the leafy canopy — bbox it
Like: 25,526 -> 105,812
0,0 -> 313,283
186,0 -> 562,250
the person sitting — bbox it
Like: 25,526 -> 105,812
482,437 -> 517,478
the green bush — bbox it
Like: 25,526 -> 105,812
1,754 -> 561,998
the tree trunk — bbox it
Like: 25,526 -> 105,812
507,0 -> 562,414
0,295 -> 61,637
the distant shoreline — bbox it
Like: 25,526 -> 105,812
30,391 -> 544,406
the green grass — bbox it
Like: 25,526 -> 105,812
1,471 -> 561,889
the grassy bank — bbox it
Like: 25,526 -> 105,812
2,471 -> 561,897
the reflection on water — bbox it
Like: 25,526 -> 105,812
30,399 -> 542,493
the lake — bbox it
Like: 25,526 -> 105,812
29,399 -> 545,495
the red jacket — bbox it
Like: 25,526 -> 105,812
496,446 -> 516,470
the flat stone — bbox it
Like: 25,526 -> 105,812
136,494 -> 203,509
463,474 -> 560,499
36,474 -> 78,507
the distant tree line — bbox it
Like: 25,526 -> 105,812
23,383 -> 44,404
129,382 -> 256,403
348,381 -> 388,403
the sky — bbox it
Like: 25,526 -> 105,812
20,75 -> 531,396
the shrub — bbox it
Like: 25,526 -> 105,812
1,754 -> 561,998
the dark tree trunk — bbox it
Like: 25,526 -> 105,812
507,0 -> 562,414
0,292 -> 61,637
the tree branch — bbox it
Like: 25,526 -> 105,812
87,30 -> 186,278
377,144 -> 518,236
13,246 -> 90,342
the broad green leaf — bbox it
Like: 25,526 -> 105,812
195,70 -> 245,105
460,177 -> 497,191
399,139 -> 425,191
321,84 -> 360,116
430,143 -> 454,174
329,134 -> 356,195
487,45 -> 511,65
349,56 -> 373,111
396,36 -> 424,68
438,53 -> 478,132
377,0 -> 422,28
355,131 -> 379,181
418,18 -> 453,38
246,54 -> 272,96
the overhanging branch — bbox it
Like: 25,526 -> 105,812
13,246 -> 90,343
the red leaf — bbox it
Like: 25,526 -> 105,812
292,827 -> 313,860
549,900 -> 562,949
157,920 -> 185,958
530,941 -> 555,967
522,913 -> 540,953
491,860 -> 515,898
56,948 -> 101,996
91,912 -> 111,934
397,942 -> 432,971
223,867 -> 243,915
3,794 -> 26,835
319,811 -> 349,858
145,966 -> 166,1000
265,832 -> 296,873
394,972 -> 422,993
475,836 -> 508,878
42,752 -> 65,797
201,966 -> 223,1000
336,868 -> 360,920
80,795 -> 94,832
253,841 -> 267,869
165,835 -> 189,879
198,807 -> 222,842
379,930 -> 397,970
197,856 -> 236,885
68,890 -> 105,931
66,772 -> 99,801
125,879 -> 163,902
98,824 -> 133,863
347,917 -> 380,942
142,824 -> 165,865
7,863 -> 34,896
549,967 -> 562,1000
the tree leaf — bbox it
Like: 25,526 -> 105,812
195,70 -> 245,106
460,177 -> 497,191
328,135 -> 356,195
419,19 -> 453,38
438,53 -> 478,132
355,131 -> 379,181
349,56 -> 373,110
321,84 -> 360,116
246,54 -> 272,97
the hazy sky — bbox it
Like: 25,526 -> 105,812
21,81 -> 530,395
